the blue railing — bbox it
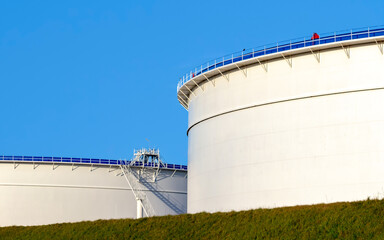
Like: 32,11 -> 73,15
0,155 -> 188,171
177,26 -> 384,91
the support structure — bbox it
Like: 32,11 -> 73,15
177,96 -> 189,109
376,40 -> 383,55
340,44 -> 350,58
234,63 -> 247,77
52,164 -> 59,170
13,162 -> 19,169
191,79 -> 204,92
256,59 -> 268,72
136,199 -> 143,219
184,85 -> 196,97
310,49 -> 321,63
203,74 -> 215,87
281,54 -> 292,68
179,91 -> 191,102
179,101 -> 188,110
217,69 -> 229,82
90,165 -> 98,172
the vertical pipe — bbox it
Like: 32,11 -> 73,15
137,199 -> 143,219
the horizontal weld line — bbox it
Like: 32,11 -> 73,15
187,87 -> 384,136
0,183 -> 187,194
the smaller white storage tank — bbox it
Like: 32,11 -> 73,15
0,149 -> 187,226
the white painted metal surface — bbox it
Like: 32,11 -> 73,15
137,200 -> 143,219
184,38 -> 384,214
0,162 -> 187,226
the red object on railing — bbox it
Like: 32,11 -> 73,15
311,33 -> 320,45
311,33 -> 320,40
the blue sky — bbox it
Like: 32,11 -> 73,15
0,0 -> 383,165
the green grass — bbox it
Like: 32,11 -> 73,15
1,199 -> 384,240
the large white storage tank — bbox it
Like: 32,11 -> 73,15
0,149 -> 187,226
177,27 -> 384,213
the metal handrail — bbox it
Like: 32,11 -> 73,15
0,155 -> 188,171
177,25 -> 384,92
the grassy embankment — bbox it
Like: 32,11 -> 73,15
1,199 -> 384,239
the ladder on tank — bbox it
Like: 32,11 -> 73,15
120,163 -> 156,218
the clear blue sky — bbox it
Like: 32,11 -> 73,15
0,0 -> 383,165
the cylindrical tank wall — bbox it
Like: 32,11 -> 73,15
187,42 -> 384,213
0,163 -> 187,226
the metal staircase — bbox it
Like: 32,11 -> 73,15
120,163 -> 156,218
120,148 -> 168,218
